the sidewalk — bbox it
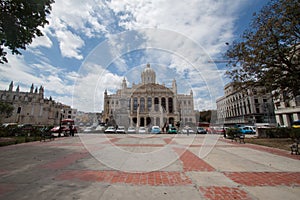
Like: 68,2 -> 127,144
0,134 -> 299,200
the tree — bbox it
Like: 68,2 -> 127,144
226,0 -> 300,99
0,0 -> 55,63
0,102 -> 14,121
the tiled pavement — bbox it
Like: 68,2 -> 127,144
0,134 -> 299,200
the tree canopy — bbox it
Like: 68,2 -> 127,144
0,0 -> 54,63
226,0 -> 300,99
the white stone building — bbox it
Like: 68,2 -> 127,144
216,82 -> 276,125
103,64 -> 196,129
273,91 -> 300,127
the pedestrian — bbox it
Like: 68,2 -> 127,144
69,125 -> 74,137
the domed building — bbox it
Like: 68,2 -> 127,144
103,64 -> 196,130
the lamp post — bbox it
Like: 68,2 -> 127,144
59,109 -> 63,137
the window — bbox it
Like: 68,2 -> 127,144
161,98 -> 166,111
154,97 -> 159,111
168,98 -> 173,113
133,97 -> 138,111
147,97 -> 152,111
140,97 -> 145,112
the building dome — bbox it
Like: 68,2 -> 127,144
141,64 -> 156,84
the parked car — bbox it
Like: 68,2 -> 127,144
83,127 -> 93,133
239,126 -> 255,134
213,127 -> 226,134
167,127 -> 177,134
104,126 -> 116,133
196,127 -> 207,134
127,127 -> 137,134
116,126 -> 126,134
181,126 -> 195,134
95,123 -> 106,132
292,120 -> 300,128
138,127 -> 147,134
151,126 -> 161,134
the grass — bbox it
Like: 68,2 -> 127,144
0,136 -> 41,147
244,138 -> 294,151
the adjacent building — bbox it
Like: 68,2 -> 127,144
273,90 -> 300,127
0,81 -> 76,126
103,64 -> 196,129
216,82 -> 276,126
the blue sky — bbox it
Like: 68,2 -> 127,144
0,0 -> 267,112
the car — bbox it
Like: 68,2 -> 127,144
196,127 -> 207,134
181,126 -> 195,134
167,127 -> 177,134
127,127 -> 137,134
151,126 -> 161,134
138,127 -> 147,134
116,126 -> 126,134
292,120 -> 300,128
104,126 -> 116,133
239,126 -> 255,134
95,124 -> 106,132
83,127 -> 93,133
213,127 -> 226,134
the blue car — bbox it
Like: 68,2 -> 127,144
151,126 -> 161,134
239,126 -> 255,134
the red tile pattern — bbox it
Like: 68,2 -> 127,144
39,151 -> 89,170
174,148 -> 215,172
199,186 -> 252,200
0,184 -> 15,196
224,172 -> 300,186
57,170 -> 192,186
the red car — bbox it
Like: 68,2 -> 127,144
51,119 -> 77,136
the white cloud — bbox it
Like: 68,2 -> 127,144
56,30 -> 84,59
1,0 -> 255,112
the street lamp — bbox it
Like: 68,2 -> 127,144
59,109 -> 64,137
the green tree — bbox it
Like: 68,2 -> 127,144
0,0 -> 55,63
226,0 -> 300,99
0,102 -> 14,121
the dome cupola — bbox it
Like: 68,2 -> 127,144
141,63 -> 156,84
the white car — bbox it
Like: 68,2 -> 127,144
116,126 -> 126,134
127,127 -> 136,134
138,127 -> 147,134
181,126 -> 195,134
104,126 -> 116,133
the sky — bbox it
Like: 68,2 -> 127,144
0,0 -> 268,112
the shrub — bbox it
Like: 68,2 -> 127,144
226,128 -> 240,139
265,127 -> 290,138
290,128 -> 300,140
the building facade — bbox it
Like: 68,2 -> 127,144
0,81 -> 76,126
103,64 -> 196,129
216,82 -> 276,126
273,91 -> 300,127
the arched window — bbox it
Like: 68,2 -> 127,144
154,97 -> 159,111
168,97 -> 173,113
161,98 -> 166,111
147,97 -> 152,111
133,97 -> 138,111
140,97 -> 145,112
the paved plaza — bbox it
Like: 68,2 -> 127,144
0,134 -> 299,200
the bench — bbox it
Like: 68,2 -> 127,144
232,134 -> 245,144
290,142 -> 299,155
